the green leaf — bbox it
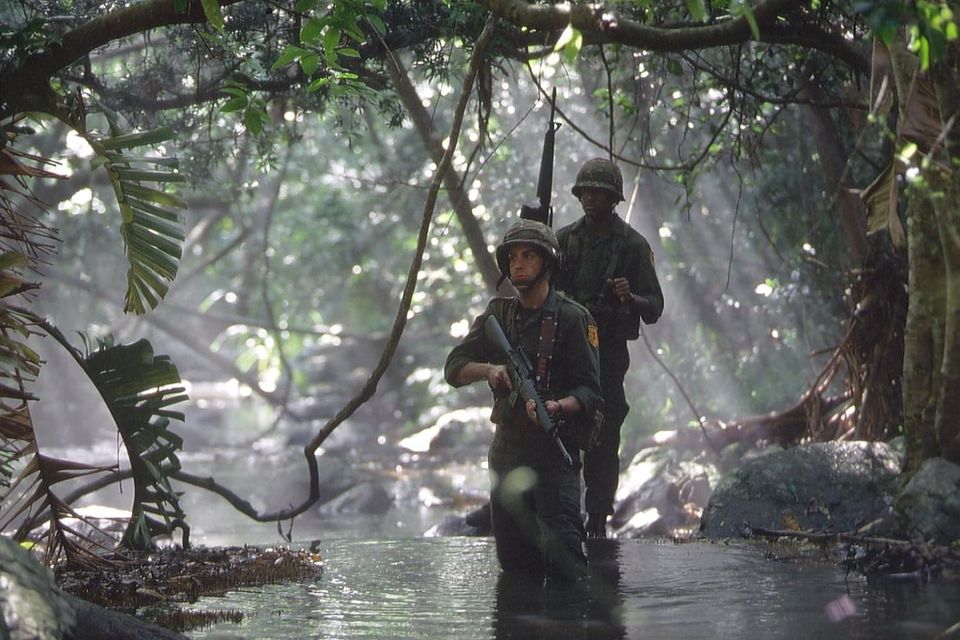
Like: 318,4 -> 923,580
554,23 -> 579,53
550,30 -> 578,64
688,0 -> 707,21
123,183 -> 187,209
114,169 -> 186,183
300,52 -> 320,77
221,96 -> 248,113
201,0 -> 225,31
131,210 -> 185,241
366,15 -> 386,35
108,155 -> 180,169
101,128 -> 176,150
128,224 -> 183,259
739,3 -> 760,40
300,17 -> 325,44
324,26 -> 341,53
219,86 -> 248,98
272,46 -> 309,70
127,197 -> 182,223
244,108 -> 265,135
129,242 -> 180,280
307,77 -> 331,92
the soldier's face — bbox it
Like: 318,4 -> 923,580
508,244 -> 545,286
578,187 -> 617,220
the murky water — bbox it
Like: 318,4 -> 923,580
183,537 -> 959,640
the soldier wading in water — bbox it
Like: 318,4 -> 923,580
445,220 -> 602,581
555,158 -> 664,538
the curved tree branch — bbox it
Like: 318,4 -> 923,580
1,0 -> 245,115
476,0 -> 867,73
152,13 -> 501,526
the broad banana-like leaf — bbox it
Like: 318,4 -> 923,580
861,160 -> 906,250
899,69 -> 943,154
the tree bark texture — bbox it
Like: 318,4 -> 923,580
930,54 -> 960,462
930,169 -> 960,463
901,193 -> 944,474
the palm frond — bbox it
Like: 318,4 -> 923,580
85,125 -> 187,315
1,158 -> 56,490
51,331 -> 190,550
0,139 -> 116,566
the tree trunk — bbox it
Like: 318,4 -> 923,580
900,193 -> 943,474
930,54 -> 960,463
930,169 -> 960,462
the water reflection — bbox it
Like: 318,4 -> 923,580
493,540 -> 626,640
185,538 -> 960,640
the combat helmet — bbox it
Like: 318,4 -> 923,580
571,157 -> 625,202
495,219 -> 561,282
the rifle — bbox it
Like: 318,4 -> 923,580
519,87 -> 561,227
484,314 -> 575,466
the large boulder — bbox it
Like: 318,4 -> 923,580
1,536 -> 74,640
699,441 -> 901,539
895,457 -> 960,545
1,537 -> 187,640
611,445 -> 716,538
398,407 -> 492,457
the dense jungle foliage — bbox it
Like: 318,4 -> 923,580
1,0 -> 958,560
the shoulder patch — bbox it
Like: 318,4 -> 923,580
587,323 -> 599,348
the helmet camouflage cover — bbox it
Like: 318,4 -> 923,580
495,219 -> 561,279
571,157 -> 625,202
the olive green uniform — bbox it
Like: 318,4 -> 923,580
445,288 -> 602,580
555,214 -> 664,517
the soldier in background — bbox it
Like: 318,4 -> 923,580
554,158 -> 664,538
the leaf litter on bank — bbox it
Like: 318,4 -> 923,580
56,544 -> 324,632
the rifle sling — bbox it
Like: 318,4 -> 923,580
534,311 -> 558,391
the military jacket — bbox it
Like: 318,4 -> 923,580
555,215 -> 664,343
444,288 -> 602,448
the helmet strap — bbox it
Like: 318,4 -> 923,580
511,265 -> 552,291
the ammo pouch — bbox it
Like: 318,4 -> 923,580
558,404 -> 604,452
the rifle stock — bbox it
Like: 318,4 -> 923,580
519,87 -> 560,227
484,315 -> 574,466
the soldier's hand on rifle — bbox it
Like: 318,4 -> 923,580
525,398 -> 562,426
609,277 -> 633,304
486,364 -> 512,391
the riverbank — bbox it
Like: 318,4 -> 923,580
55,544 -> 323,633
